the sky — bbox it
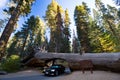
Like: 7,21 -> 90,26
0,0 -> 7,8
0,0 -> 119,38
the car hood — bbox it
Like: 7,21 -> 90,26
46,68 -> 56,71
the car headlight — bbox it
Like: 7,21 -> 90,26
51,69 -> 55,72
43,69 -> 45,72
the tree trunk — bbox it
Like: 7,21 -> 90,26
0,1 -> 22,59
21,32 -> 29,56
34,53 -> 120,72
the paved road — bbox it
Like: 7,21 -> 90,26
0,70 -> 63,80
0,73 -> 64,80
0,74 -> 47,80
0,70 -> 120,80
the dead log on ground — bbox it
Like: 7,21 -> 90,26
34,52 -> 120,72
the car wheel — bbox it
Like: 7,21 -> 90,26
55,71 -> 59,76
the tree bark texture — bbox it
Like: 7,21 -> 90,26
0,1 -> 22,59
34,53 -> 120,72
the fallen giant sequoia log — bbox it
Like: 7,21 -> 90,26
34,52 -> 120,72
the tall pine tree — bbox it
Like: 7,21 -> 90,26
63,9 -> 71,53
74,2 -> 91,53
0,0 -> 35,59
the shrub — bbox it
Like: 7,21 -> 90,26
1,55 -> 21,72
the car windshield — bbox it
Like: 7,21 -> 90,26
50,65 -> 60,69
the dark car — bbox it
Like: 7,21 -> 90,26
44,64 -> 65,76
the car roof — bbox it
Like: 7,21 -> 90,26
52,64 -> 64,66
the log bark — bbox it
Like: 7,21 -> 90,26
24,52 -> 120,72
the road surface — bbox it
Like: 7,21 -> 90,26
0,70 -> 120,80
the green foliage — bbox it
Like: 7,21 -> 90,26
95,0 -> 120,52
64,9 -> 70,28
3,0 -> 35,16
45,0 -> 59,28
72,33 -> 81,53
74,2 -> 91,53
63,9 -> 71,53
7,15 -> 46,57
3,0 -> 120,55
7,37 -> 19,57
45,0 -> 62,52
45,0 -> 71,53
55,6 -> 64,52
88,20 -> 104,53
99,33 -> 116,52
34,16 -> 46,45
0,55 -> 20,72
0,0 -> 35,59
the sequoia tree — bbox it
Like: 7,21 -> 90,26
45,0 -> 64,52
63,9 -> 71,53
74,2 -> 91,53
0,0 -> 35,59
